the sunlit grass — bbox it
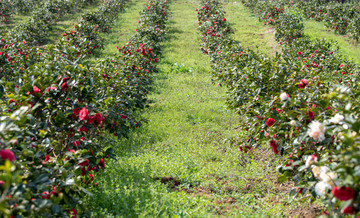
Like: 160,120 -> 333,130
87,0 -> 307,217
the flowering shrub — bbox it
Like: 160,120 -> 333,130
5,0 -> 98,44
198,0 -> 360,216
0,0 -> 170,216
293,0 -> 360,41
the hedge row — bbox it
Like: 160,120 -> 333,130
2,0 -> 97,44
0,0 -> 170,216
197,0 -> 359,216
292,0 -> 360,41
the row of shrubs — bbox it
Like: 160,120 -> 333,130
2,0 -> 97,44
0,0 -> 170,216
197,0 -> 359,216
288,0 -> 359,41
293,0 -> 360,41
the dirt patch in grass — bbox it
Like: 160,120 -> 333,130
288,205 -> 324,218
153,176 -> 181,190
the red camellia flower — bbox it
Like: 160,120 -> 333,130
222,18 -> 226,21
79,108 -> 89,120
314,50 -> 319,53
73,141 -> 80,147
78,126 -> 88,133
94,113 -> 104,124
0,149 -> 15,162
298,79 -> 308,89
269,140 -> 279,154
41,191 -> 50,199
155,58 -> 158,63
332,187 -> 355,201
266,118 -> 276,127
87,116 -> 95,124
99,158 -> 105,168
339,64 -> 344,68
61,82 -> 68,91
33,86 -> 41,94
69,208 -> 77,218
42,154 -> 49,164
63,77 -> 70,82
307,111 -> 314,121
79,159 -> 89,166
342,205 -> 355,214
120,114 -> 127,119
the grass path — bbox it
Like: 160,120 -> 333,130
101,0 -> 148,55
224,1 -> 279,55
87,0 -> 309,217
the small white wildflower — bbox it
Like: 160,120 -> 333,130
290,120 -> 296,126
308,121 -> 326,141
280,92 -> 289,101
314,181 -> 332,196
329,114 -> 344,124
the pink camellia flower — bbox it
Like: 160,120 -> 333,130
42,154 -> 49,164
298,79 -> 308,89
297,51 -> 302,55
266,118 -> 276,127
339,64 -> 344,68
94,113 -> 104,124
155,58 -> 158,63
331,186 -> 355,201
222,18 -> 226,21
0,149 -> 15,162
342,205 -> 355,214
0,180 -> 5,186
4,44 -> 8,49
315,50 -> 319,53
22,40 -> 26,44
269,140 -> 279,154
79,108 -> 89,120
33,86 -> 41,94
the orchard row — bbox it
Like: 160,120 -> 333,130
197,0 -> 359,216
0,0 -> 170,217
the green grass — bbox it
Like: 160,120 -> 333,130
304,20 -> 360,64
0,14 -> 31,32
86,0 -> 308,217
101,0 -> 147,56
224,1 -> 279,55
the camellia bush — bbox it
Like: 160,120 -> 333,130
291,0 -> 360,41
197,0 -> 360,216
0,0 -> 170,216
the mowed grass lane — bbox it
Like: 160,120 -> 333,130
87,0 -> 308,217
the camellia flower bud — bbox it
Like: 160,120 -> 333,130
280,92 -> 289,101
290,120 -> 296,126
